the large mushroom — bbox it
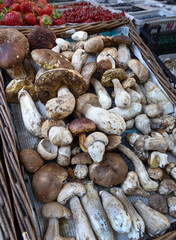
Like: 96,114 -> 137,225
127,59 -> 149,83
84,36 -> 104,53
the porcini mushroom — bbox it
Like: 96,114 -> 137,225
84,132 -> 109,163
126,119 -> 135,129
158,179 -> 176,195
144,134 -> 167,152
167,196 -> 176,218
122,78 -> 136,89
134,199 -> 170,237
71,31 -> 88,41
37,139 -> 58,160
166,162 -> 176,180
157,129 -> 175,152
57,145 -> 71,167
81,182 -> 114,240
126,133 -> 141,147
127,59 -> 149,83
135,114 -> 151,134
84,36 -> 104,53
147,167 -> 163,180
99,190 -> 132,234
133,135 -> 148,162
89,153 -> 128,187
42,202 -> 74,240
131,83 -> 147,105
55,38 -> 72,52
71,49 -> 88,73
61,51 -> 74,60
48,126 -> 73,147
126,88 -> 141,103
73,41 -> 85,51
32,163 -> 68,203
148,151 -> 168,168
143,104 -> 162,118
106,135 -> 121,151
74,165 -> 88,179
75,93 -> 126,135
148,194 -> 168,214
81,62 -> 96,88
41,119 -> 66,140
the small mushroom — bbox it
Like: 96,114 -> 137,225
122,78 -> 136,89
101,35 -> 112,47
135,114 -> 151,134
48,126 -> 73,147
84,132 -> 109,163
81,62 -> 96,89
37,139 -> 58,160
143,104 -> 162,118
147,167 -> 163,180
158,179 -> 176,195
71,147 -> 81,156
41,119 -> 66,140
144,134 -> 167,152
121,171 -> 150,197
126,133 -> 141,147
71,49 -> 88,73
148,151 -> 168,168
133,135 -> 148,162
57,145 -> 71,167
126,119 -> 135,129
157,129 -> 175,151
126,88 -> 141,103
32,163 -> 68,203
150,115 -> 176,132
167,196 -> 176,218
74,165 -> 88,180
127,59 -> 149,83
42,202 -> 74,240
73,41 -> 85,51
148,194 -> 168,214
84,36 -> 104,53
55,38 -> 72,52
106,135 -> 121,151
166,163 -> 176,180
61,51 -> 74,60
71,31 -> 88,41
57,182 -> 86,204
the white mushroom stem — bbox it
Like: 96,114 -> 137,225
99,190 -> 132,234
143,104 -> 162,118
135,114 -> 151,135
110,188 -> 145,240
87,141 -> 106,163
18,88 -> 43,138
118,43 -> 131,68
117,144 -> 159,191
81,182 -> 114,240
134,199 -> 170,237
55,38 -> 72,52
109,102 -> 142,120
57,145 -> 71,167
71,49 -> 88,73
126,88 -> 141,103
57,85 -> 72,96
132,83 -> 147,105
167,196 -> 176,218
126,133 -> 141,147
91,78 -> 112,109
158,129 -> 175,151
70,196 -> 97,240
144,135 -> 167,152
74,164 -> 88,179
112,78 -> 131,108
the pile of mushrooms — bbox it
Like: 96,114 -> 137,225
2,27 -> 176,239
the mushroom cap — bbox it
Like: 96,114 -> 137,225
97,47 -> 119,63
0,42 -> 26,69
68,118 -> 96,136
112,35 -> 132,47
35,68 -> 87,102
127,59 -> 149,83
41,119 -> 66,140
101,68 -> 127,87
31,49 -> 73,70
81,62 -> 97,88
89,153 -> 128,187
27,26 -> 56,50
71,153 -> 92,165
42,202 -> 72,219
122,78 -> 136,89
84,36 -> 104,53
84,132 -> 109,148
32,163 -> 68,203
106,135 -> 121,151
148,194 -> 168,214
75,93 -> 100,118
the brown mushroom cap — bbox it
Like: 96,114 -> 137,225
112,35 -> 132,48
106,135 -> 121,151
32,163 -> 68,203
27,26 -> 56,50
148,194 -> 168,214
19,149 -> 44,173
89,153 -> 128,187
42,202 -> 72,219
84,36 -> 104,53
71,153 -> 92,165
68,118 -> 96,136
81,62 -> 97,88
0,42 -> 26,69
101,68 -> 127,87
31,49 -> 73,70
35,68 -> 87,102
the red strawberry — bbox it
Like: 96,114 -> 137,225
39,14 -> 52,26
42,4 -> 53,16
20,1 -> 34,14
35,0 -> 47,6
0,19 -> 4,25
24,12 -> 37,25
52,15 -> 65,26
5,0 -> 19,8
12,3 -> 20,11
0,4 -> 6,12
34,5 -> 42,16
4,11 -> 23,25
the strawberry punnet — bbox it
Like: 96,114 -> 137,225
4,11 -> 23,25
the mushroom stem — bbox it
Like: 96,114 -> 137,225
79,133 -> 88,152
87,141 -> 106,163
44,218 -> 59,240
116,144 -> 159,191
57,145 -> 71,167
91,78 -> 112,109
118,43 -> 131,68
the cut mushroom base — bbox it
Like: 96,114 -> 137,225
37,139 -> 58,161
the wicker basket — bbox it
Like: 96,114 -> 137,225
0,18 -> 176,240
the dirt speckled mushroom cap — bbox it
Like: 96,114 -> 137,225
68,118 -> 96,136
42,202 -> 72,219
35,68 -> 87,102
31,49 -> 73,70
101,68 -> 127,87
89,153 -> 128,187
71,153 -> 92,165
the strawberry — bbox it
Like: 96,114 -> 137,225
35,0 -> 47,6
11,2 -> 20,11
0,4 -> 6,12
4,11 -> 23,25
42,4 -> 53,16
5,0 -> 19,8
39,14 -> 52,26
20,1 -> 35,14
34,5 -> 42,16
0,19 -> 4,25
24,12 -> 37,25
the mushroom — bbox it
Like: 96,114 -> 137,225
57,145 -> 71,167
71,31 -> 88,41
61,51 -> 74,60
172,127 -> 176,143
109,102 -> 142,120
143,104 -> 162,118
81,62 -> 96,88
148,194 -> 168,214
71,49 -> 88,73
31,49 -> 73,70
84,132 -> 109,163
148,151 -> 168,168
89,153 -> 128,187
122,78 -> 136,89
41,119 -> 66,140
45,85 -> 75,120
111,188 -> 145,240
71,147 -> 81,156
35,68 -> 87,102
48,126 -> 73,147
19,149 -> 44,173
144,134 -> 167,152
68,118 -> 96,152
32,163 -> 68,203
106,135 -> 121,151
81,182 -> 114,240
101,35 -> 112,47
126,119 -> 135,129
126,88 -> 141,103
73,41 -> 85,51
121,171 -> 150,197
99,190 -> 132,234
75,93 -> 126,135
127,59 -> 149,83
91,78 -> 112,109
18,88 -> 43,138
134,199 -> 170,237
166,163 -> 176,180
167,196 -> 176,218
126,133 -> 141,147
74,165 -> 88,180
57,182 -> 86,204
150,115 -> 176,132
51,45 -> 60,53
84,36 -> 104,53
135,114 -> 151,134
144,81 -> 174,115
70,196 -> 96,240
133,135 -> 148,162
42,202 -> 74,240
55,38 -> 72,52
157,129 -> 175,151
37,139 -> 58,160
116,144 -> 158,191
147,167 -> 163,180
158,179 -> 176,195
131,82 -> 147,105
